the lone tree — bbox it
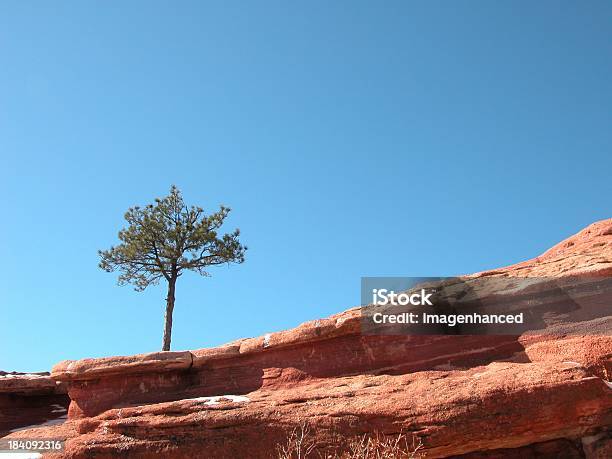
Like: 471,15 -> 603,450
99,186 -> 246,351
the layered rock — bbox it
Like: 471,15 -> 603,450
0,372 -> 69,436
53,333 -> 531,420
3,219 -> 612,458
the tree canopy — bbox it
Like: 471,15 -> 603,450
99,186 -> 246,290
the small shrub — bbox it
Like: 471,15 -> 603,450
276,423 -> 317,459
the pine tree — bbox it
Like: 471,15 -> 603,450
99,186 -> 246,351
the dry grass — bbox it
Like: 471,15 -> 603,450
276,424 -> 317,459
341,432 -> 424,459
276,424 -> 424,459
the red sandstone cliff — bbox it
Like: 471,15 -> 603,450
3,219 -> 611,458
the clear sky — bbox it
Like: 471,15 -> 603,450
1,2 -> 610,372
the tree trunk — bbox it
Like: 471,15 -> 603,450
162,275 -> 177,351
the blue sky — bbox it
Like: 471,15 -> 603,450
1,1 -> 610,372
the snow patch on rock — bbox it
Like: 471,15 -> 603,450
2,453 -> 42,459
191,395 -> 250,405
0,374 -> 48,380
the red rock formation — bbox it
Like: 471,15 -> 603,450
3,219 -> 611,458
0,372 -> 69,436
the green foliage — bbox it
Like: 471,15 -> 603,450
99,185 -> 246,291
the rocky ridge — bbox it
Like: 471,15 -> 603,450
3,219 -> 612,458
